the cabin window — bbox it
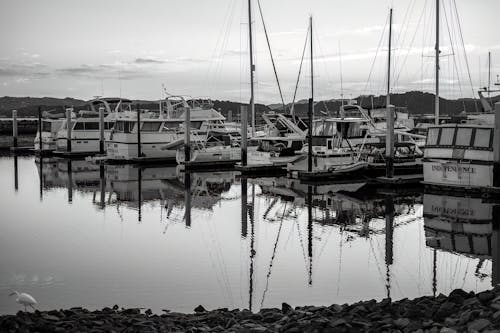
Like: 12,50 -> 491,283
190,121 -> 202,129
163,121 -> 181,130
41,121 -> 52,132
439,127 -> 454,146
105,122 -> 114,130
474,128 -> 492,148
141,122 -> 162,132
455,128 -> 473,146
73,122 -> 85,130
85,122 -> 99,130
114,121 -> 135,133
426,128 -> 439,145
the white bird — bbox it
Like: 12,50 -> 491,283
9,291 -> 37,311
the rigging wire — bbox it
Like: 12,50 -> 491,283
452,0 -> 478,111
256,0 -> 286,111
290,25 -> 310,116
359,12 -> 389,107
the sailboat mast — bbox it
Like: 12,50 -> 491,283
435,0 -> 440,125
248,0 -> 256,136
386,8 -> 393,108
310,15 -> 314,110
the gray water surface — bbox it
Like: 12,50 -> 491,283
0,155 -> 497,314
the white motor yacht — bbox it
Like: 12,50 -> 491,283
55,97 -> 132,154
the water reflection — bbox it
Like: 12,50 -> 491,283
423,191 -> 500,288
2,155 -> 498,314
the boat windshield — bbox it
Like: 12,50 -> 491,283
426,126 -> 493,149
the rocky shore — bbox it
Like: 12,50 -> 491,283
2,288 -> 500,332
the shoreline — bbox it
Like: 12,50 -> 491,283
2,288 -> 500,332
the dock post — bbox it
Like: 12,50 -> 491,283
66,108 -> 72,153
308,98 -> 313,172
386,104 -> 395,178
184,106 -> 191,163
494,102 -> 500,187
12,110 -> 18,148
38,107 -> 42,152
241,105 -> 248,166
99,106 -> 105,154
137,105 -> 142,158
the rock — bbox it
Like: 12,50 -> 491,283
394,317 -> 410,328
434,302 -> 456,320
194,305 -> 206,313
441,328 -> 458,333
281,303 -> 292,314
478,291 -> 495,303
121,308 -> 140,315
468,319 -> 491,332
449,289 -> 470,299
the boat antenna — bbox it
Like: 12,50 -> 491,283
339,41 -> 344,107
488,51 -> 491,102
256,0 -> 286,111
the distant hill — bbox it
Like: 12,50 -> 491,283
0,97 -> 86,117
0,91 -> 497,119
269,91 -> 500,117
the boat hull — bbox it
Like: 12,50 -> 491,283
423,159 -> 494,189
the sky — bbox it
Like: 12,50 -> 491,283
0,0 -> 499,104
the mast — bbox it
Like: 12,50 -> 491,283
435,0 -> 440,125
310,15 -> 314,112
339,41 -> 344,106
386,8 -> 392,108
248,0 -> 256,137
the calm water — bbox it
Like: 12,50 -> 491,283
0,155 -> 498,314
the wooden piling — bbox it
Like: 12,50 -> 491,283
38,107 -> 42,152
137,105 -> 142,158
12,110 -> 18,148
386,104 -> 395,178
99,106 -> 105,154
241,105 -> 248,166
66,108 -> 72,152
184,106 -> 191,163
